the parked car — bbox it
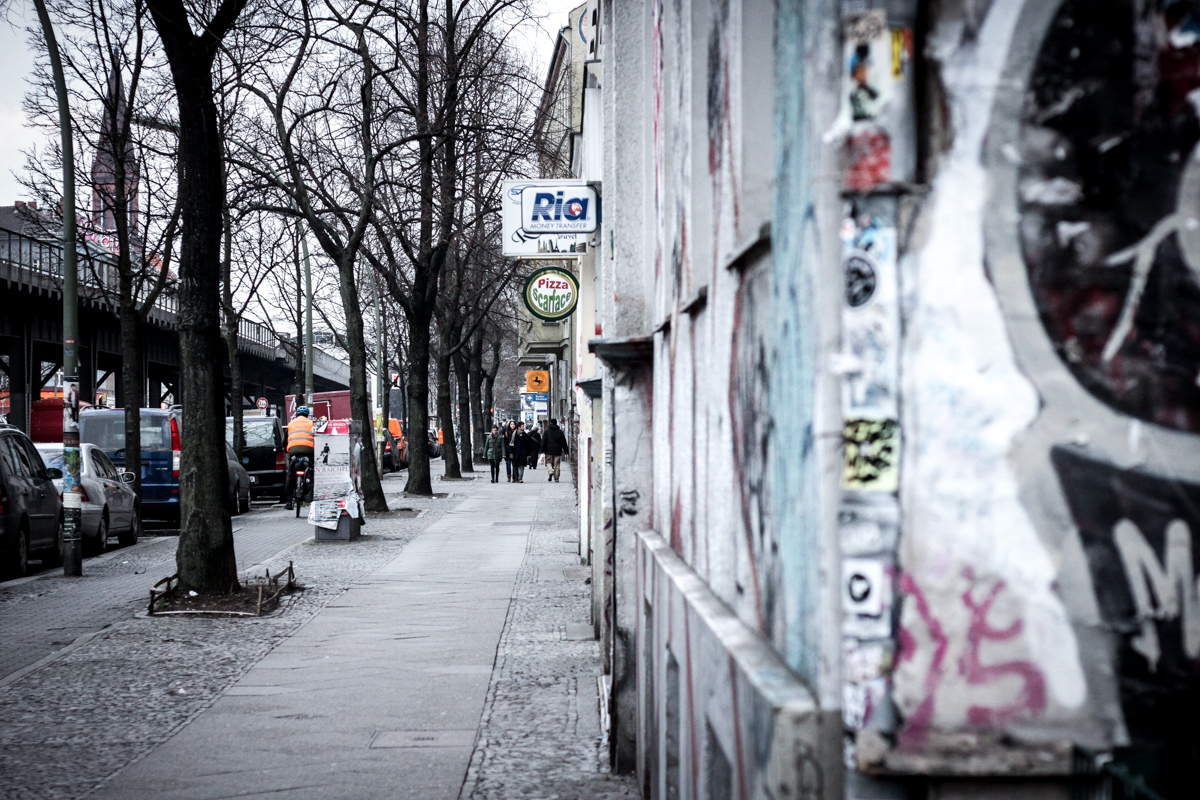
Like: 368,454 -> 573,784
0,423 -> 64,577
81,407 -> 182,522
427,430 -> 442,458
226,416 -> 286,499
225,443 -> 251,515
35,442 -> 140,554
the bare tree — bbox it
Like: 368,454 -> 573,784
145,0 -> 250,593
230,0 -> 421,512
363,0 -> 537,493
22,0 -> 181,504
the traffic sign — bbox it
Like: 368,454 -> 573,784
526,371 -> 550,393
257,397 -> 268,410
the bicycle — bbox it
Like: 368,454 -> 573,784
289,455 -> 314,518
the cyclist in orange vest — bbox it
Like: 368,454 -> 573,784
284,406 -> 315,509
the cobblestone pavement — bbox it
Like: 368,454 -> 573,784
0,462 -> 637,800
461,477 -> 639,800
0,469 -> 454,800
0,503 -> 335,681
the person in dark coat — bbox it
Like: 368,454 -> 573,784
526,425 -> 542,470
542,418 -> 569,482
503,420 -> 517,481
510,422 -> 528,483
484,425 -> 505,483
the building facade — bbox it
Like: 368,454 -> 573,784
558,0 -> 1200,798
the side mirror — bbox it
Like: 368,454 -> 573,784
45,467 -> 63,479
121,471 -> 136,483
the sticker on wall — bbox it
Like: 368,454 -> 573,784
835,11 -> 913,191
839,496 -> 899,556
840,208 -> 899,419
842,557 -> 893,639
842,418 -> 899,492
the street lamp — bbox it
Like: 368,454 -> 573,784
33,0 -> 82,576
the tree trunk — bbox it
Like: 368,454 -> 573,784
483,338 -> 500,431
118,278 -> 143,499
336,256 -> 387,513
435,345 -> 461,479
453,347 -> 473,472
467,333 -> 484,462
223,209 -> 243,460
404,318 -> 432,495
164,51 -> 237,594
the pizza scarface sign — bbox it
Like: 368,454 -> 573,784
522,266 -> 579,322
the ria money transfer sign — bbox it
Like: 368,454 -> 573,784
501,180 -> 597,258
520,184 -> 598,233
523,266 -> 579,322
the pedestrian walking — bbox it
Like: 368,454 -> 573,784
484,426 -> 505,483
504,420 -> 517,481
526,424 -> 542,470
542,418 -> 569,482
510,422 -> 528,483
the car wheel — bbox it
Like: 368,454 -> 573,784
89,511 -> 109,557
238,485 -> 250,515
9,523 -> 30,578
118,506 -> 140,547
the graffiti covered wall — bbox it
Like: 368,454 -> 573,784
871,0 -> 1200,795
600,0 -> 1200,796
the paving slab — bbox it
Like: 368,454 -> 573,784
90,473 -> 540,800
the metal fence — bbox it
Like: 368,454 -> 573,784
2,227 -> 281,358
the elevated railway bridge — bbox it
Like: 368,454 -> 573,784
0,225 -> 349,432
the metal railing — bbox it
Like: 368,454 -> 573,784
0,228 -> 179,318
1,227 -> 281,361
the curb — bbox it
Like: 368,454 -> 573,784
0,535 -> 169,591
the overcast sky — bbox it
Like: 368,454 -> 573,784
0,0 -> 580,209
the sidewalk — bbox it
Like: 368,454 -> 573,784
92,478 -> 533,799
0,461 -> 636,800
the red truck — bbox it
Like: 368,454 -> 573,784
284,390 -> 352,421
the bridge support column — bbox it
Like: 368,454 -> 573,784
7,324 -> 30,432
79,321 -> 94,405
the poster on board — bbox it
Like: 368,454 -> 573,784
307,419 -> 364,530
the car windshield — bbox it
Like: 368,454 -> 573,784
36,446 -> 65,472
81,414 -> 168,451
228,419 -> 276,449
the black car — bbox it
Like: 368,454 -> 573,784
0,423 -> 64,577
225,443 -> 252,515
226,416 -> 286,499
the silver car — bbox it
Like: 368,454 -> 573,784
35,443 -> 140,555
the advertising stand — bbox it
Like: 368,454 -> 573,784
309,419 -> 364,541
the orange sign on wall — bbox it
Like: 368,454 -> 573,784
526,371 -> 550,393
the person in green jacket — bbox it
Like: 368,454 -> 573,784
484,425 -> 506,483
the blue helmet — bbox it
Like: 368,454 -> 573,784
295,406 -> 311,417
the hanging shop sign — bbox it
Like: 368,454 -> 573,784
520,184 -> 599,233
501,180 -> 599,258
522,266 -> 579,322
